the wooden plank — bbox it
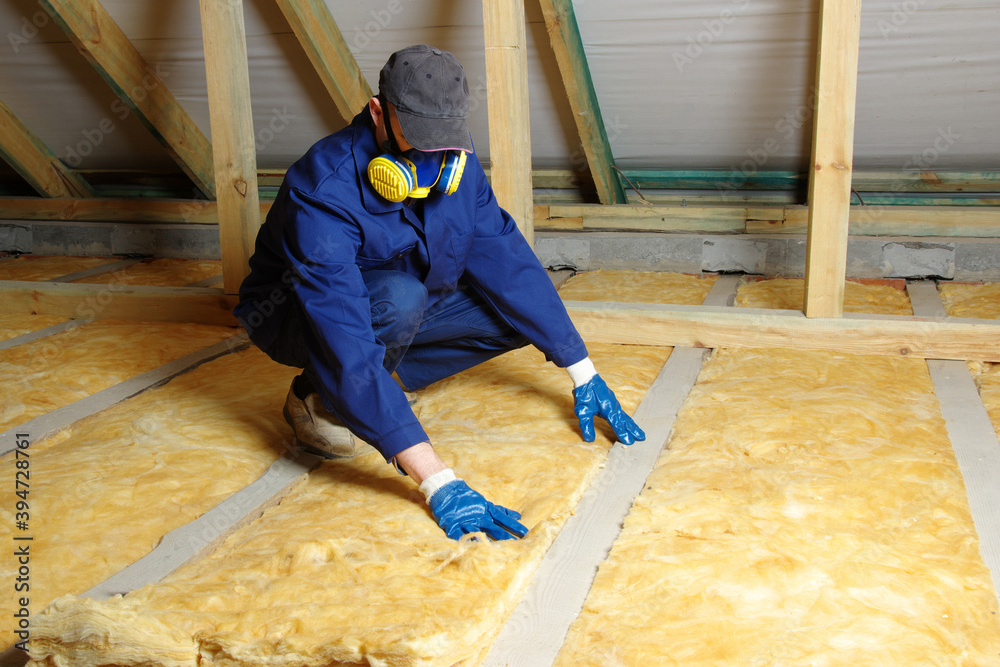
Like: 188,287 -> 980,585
485,276 -> 739,665
0,333 -> 248,456
482,0 -> 534,246
803,0 -> 862,318
274,0 -> 372,121
185,274 -> 224,288
40,0 -> 215,199
0,318 -> 89,352
563,300 -> 1000,362
537,0 -> 626,205
748,205 -> 1000,237
0,281 -> 239,326
199,0 -> 261,295
0,197 -> 272,224
552,203 -> 747,233
0,98 -> 94,198
85,451 -> 321,600
908,281 -> 1000,591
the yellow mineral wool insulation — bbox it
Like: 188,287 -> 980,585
0,255 -> 117,281
939,282 -> 1000,320
0,347 -> 300,649
558,269 -> 717,304
0,314 -> 67,342
557,347 -> 1000,666
556,282 -> 1000,665
940,282 -> 1000,440
0,320 -> 235,432
28,342 -> 670,667
736,277 -> 913,315
75,258 -> 224,287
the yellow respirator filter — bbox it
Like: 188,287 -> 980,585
367,151 -> 467,203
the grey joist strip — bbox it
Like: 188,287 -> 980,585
85,451 -> 322,600
908,280 -> 1000,588
49,258 -> 141,283
0,333 -> 249,456
549,269 -> 574,289
484,280 -> 738,666
0,318 -> 90,352
186,273 -> 224,288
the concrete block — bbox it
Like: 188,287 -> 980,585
953,240 -> 1000,282
152,225 -> 221,259
589,233 -> 702,273
701,237 -> 766,274
112,225 -> 157,256
535,234 -> 590,271
0,224 -> 32,253
845,239 -> 885,279
32,222 -> 114,256
881,241 -> 955,279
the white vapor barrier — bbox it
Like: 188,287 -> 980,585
0,0 -> 995,173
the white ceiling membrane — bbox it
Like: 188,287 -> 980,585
0,0 -> 995,173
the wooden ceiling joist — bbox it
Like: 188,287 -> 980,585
39,0 -> 216,200
802,0 -> 863,318
274,0 -> 373,122
199,0 -> 261,295
0,98 -> 95,198
537,0 -> 627,205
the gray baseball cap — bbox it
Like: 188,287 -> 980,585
378,44 -> 473,153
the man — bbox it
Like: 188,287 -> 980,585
236,44 -> 644,542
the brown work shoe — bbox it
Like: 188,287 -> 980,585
282,383 -> 359,458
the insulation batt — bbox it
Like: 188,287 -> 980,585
23,269 -> 706,666
0,320 -> 234,432
0,348 -> 300,649
939,282 -> 1000,442
556,278 -> 1000,665
0,315 -> 67,343
74,258 -> 223,287
0,255 -> 117,281
26,341 -> 668,666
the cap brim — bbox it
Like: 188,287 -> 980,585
395,108 -> 474,153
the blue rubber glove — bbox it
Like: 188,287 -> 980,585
428,480 -> 528,541
573,374 -> 646,445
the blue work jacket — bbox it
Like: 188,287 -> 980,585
235,110 -> 588,460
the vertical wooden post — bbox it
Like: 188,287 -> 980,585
482,0 -> 534,246
199,0 -> 260,295
803,0 -> 862,318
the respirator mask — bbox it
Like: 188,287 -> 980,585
368,148 -> 467,203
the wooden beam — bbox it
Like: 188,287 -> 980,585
1,281 -> 238,326
537,0 -> 626,205
0,98 -> 94,198
0,197 -> 270,224
199,0 -> 261,295
802,0 -> 862,318
274,0 -> 372,121
564,300 -> 1000,363
483,0 -> 534,246
39,0 -> 216,200
747,205 -> 1000,237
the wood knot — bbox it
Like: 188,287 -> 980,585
234,178 -> 248,198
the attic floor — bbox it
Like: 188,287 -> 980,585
1,259 -> 998,666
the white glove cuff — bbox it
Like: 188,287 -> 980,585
419,468 -> 458,501
566,357 -> 597,388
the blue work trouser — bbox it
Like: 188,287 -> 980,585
266,270 -> 528,393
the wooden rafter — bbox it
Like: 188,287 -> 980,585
199,0 -> 261,295
802,0 -> 862,318
0,98 -> 94,198
274,0 -> 372,121
537,0 -> 627,205
483,0 -> 535,246
39,0 -> 216,200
